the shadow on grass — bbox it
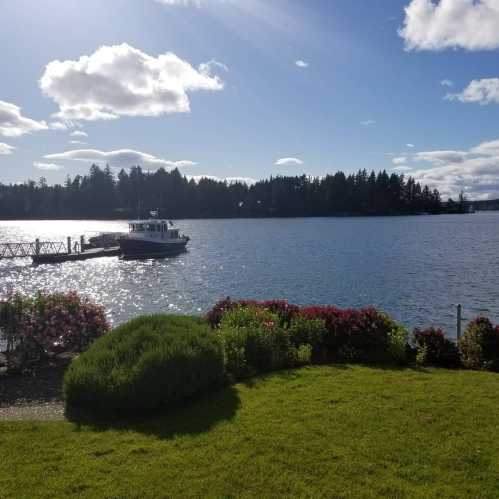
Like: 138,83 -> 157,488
65,385 -> 241,440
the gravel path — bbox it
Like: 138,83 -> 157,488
0,357 -> 69,421
0,402 -> 65,421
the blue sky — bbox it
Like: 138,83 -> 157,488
1,0 -> 499,199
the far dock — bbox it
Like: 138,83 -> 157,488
0,236 -> 122,265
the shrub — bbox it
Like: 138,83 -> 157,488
459,317 -> 499,371
301,306 -> 405,364
64,315 -> 224,413
207,298 -> 299,328
413,327 -> 460,368
288,314 -> 327,360
217,306 -> 298,380
0,291 -> 109,371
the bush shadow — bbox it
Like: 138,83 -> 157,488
65,385 -> 241,440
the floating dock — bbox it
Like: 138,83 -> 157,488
31,246 -> 121,265
0,236 -> 122,265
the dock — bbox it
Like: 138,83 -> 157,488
32,246 -> 121,264
0,236 -> 122,265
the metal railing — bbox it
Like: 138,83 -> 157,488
0,241 -> 66,259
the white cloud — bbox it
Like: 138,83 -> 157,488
411,137 -> 499,199
440,79 -> 453,87
392,165 -> 413,172
0,142 -> 15,155
0,100 -> 48,137
414,150 -> 469,164
40,43 -> 225,121
49,121 -> 68,130
392,157 -> 408,165
406,143 -> 415,148
295,60 -> 309,68
69,140 -> 87,145
275,157 -> 304,166
155,0 -> 203,6
399,0 -> 499,51
360,120 -> 376,126
34,161 -> 63,171
187,174 -> 256,185
446,78 -> 499,105
70,130 -> 88,138
44,148 -> 197,171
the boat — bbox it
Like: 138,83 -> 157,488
87,232 -> 125,249
119,219 -> 190,258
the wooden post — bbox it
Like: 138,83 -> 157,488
35,238 -> 40,256
67,236 -> 72,255
457,304 -> 462,340
80,235 -> 85,253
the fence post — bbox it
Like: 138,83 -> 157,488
457,304 -> 462,340
35,238 -> 40,256
80,235 -> 85,254
67,236 -> 72,255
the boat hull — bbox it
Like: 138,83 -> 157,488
119,237 -> 188,258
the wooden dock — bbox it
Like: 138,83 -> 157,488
32,246 -> 121,265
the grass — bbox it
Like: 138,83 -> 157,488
1,365 -> 499,498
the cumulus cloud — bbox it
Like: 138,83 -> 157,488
34,161 -> 63,171
440,79 -> 453,87
0,142 -> 15,155
295,60 -> 309,68
69,140 -> 87,145
275,157 -> 304,166
40,43 -> 225,121
392,165 -> 413,172
446,78 -> 499,105
399,0 -> 499,51
0,100 -> 48,137
44,148 -> 197,171
411,138 -> 499,199
406,143 -> 415,148
360,120 -> 376,126
393,157 -> 408,165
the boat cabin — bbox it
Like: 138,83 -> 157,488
128,220 -> 180,240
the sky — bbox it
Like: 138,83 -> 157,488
1,0 -> 499,200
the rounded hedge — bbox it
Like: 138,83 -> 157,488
64,315 -> 224,413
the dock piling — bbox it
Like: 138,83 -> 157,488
457,304 -> 462,340
67,237 -> 72,255
80,235 -> 85,254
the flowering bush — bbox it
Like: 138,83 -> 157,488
0,291 -> 110,370
413,327 -> 460,368
210,300 -> 407,365
217,306 -> 304,381
301,306 -> 405,364
207,298 -> 299,328
459,317 -> 499,371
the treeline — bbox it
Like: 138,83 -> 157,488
0,165 -> 446,219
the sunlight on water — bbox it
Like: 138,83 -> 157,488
1,214 -> 499,336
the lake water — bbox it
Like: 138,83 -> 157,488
1,214 -> 498,338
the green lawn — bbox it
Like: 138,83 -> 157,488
1,365 -> 499,498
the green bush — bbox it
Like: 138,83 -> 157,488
459,318 -> 499,371
413,327 -> 460,368
217,306 -> 299,380
64,315 -> 224,413
288,315 -> 327,351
